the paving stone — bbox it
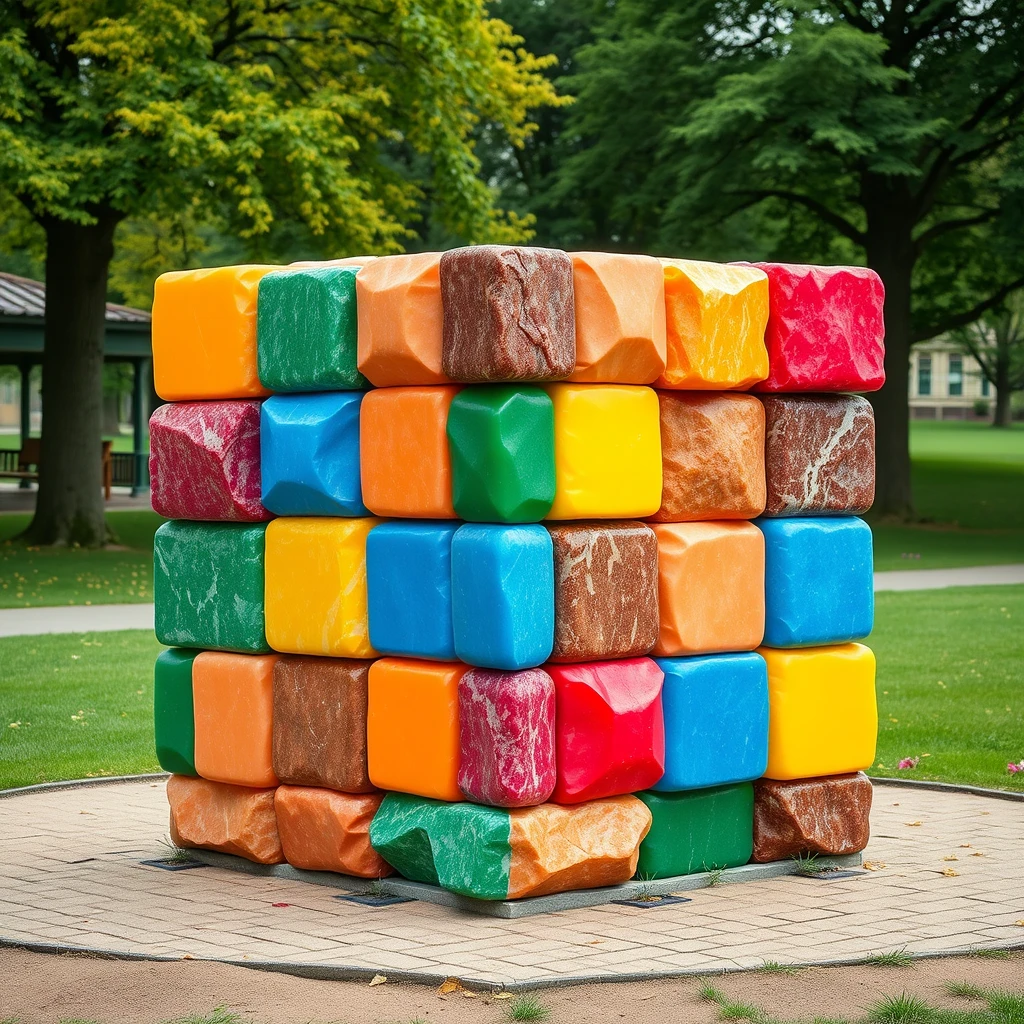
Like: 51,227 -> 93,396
153,648 -> 199,777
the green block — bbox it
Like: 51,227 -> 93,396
636,783 -> 754,879
446,385 -> 555,523
154,648 -> 199,775
154,521 -> 269,653
256,267 -> 368,391
369,793 -> 512,900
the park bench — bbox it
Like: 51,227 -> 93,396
0,438 -> 115,499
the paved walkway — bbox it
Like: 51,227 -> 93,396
0,779 -> 1021,987
0,483 -> 153,514
873,563 -> 1024,591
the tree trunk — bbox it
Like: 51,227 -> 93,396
24,215 -> 119,547
993,353 -> 1012,427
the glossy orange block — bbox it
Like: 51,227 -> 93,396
653,522 -> 765,655
192,651 -> 279,788
152,265 -> 278,400
569,253 -> 667,383
367,658 -> 467,801
356,253 -> 449,386
658,260 -> 769,390
360,386 -> 460,518
274,786 -> 393,878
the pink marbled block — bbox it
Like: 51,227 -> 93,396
150,401 -> 269,522
457,668 -> 556,808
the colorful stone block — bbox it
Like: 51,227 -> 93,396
256,266 -> 366,391
569,252 -> 666,383
550,658 -> 665,804
750,263 -> 885,392
366,658 -> 466,801
153,648 -> 199,776
264,517 -> 377,658
636,784 -> 754,878
761,394 -> 875,516
356,252 -> 448,386
366,521 -> 458,660
652,522 -> 765,656
272,656 -> 374,793
260,392 -> 367,517
457,668 -> 556,808
149,400 -> 267,522
154,521 -> 269,653
758,516 -> 873,647
761,643 -> 877,780
658,260 -> 769,389
753,772 -> 873,862
446,386 -> 555,523
192,651 -> 279,788
548,521 -> 659,663
652,653 -> 768,791
451,524 -> 554,670
167,775 -> 283,864
546,384 -> 662,520
359,386 -> 460,518
650,392 -> 766,522
274,786 -> 392,878
152,265 -> 277,400
369,793 -> 652,900
440,245 -> 576,382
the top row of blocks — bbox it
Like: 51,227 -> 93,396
152,249 -> 886,399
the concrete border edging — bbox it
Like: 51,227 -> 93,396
0,773 -> 169,800
871,776 -> 1024,802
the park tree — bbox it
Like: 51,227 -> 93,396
0,0 -> 560,547
953,295 -> 1024,427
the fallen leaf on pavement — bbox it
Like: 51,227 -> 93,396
369,974 -> 387,987
492,992 -> 513,1000
863,861 -> 886,871
438,978 -> 465,996
941,868 -> 959,877
905,821 -> 923,827
943,855 -> 958,862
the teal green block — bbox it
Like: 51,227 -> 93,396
636,784 -> 754,879
154,648 -> 198,776
257,267 -> 368,391
446,386 -> 555,523
369,793 -> 512,900
154,521 -> 269,653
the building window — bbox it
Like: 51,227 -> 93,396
918,355 -> 932,396
949,355 -> 963,397
982,376 -> 990,397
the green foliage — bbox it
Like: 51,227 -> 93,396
865,948 -> 915,968
866,994 -> 934,1024
506,994 -> 551,1023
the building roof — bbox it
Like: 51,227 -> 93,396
0,272 -> 151,324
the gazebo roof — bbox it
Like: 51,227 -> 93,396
0,272 -> 151,323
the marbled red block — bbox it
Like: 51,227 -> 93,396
458,668 -> 556,808
749,263 -> 885,392
150,400 -> 268,521
550,658 -> 665,804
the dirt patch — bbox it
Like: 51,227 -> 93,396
0,947 -> 1020,1024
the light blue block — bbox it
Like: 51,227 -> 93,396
366,522 -> 459,660
757,516 -> 873,647
653,653 -> 768,791
451,524 -> 554,670
260,393 -> 367,517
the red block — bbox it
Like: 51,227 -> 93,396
749,263 -> 885,393
150,400 -> 269,521
550,658 -> 665,804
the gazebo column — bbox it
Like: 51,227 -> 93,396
19,362 -> 31,489
130,357 -> 150,496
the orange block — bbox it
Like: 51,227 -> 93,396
192,651 -> 279,788
367,658 -> 467,801
152,265 -> 278,400
356,253 -> 449,386
360,386 -> 460,518
569,253 -> 667,384
658,260 -> 769,389
274,785 -> 393,878
653,522 -> 765,655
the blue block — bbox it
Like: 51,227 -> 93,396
653,653 -> 768,791
260,393 -> 367,516
366,522 -> 459,660
451,524 -> 554,670
757,516 -> 873,647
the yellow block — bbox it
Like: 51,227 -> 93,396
152,265 -> 278,400
546,384 -> 662,520
265,517 -> 378,658
760,643 -> 877,780
659,260 -> 769,389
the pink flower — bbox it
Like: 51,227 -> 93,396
1008,761 -> 1024,775
898,757 -> 919,770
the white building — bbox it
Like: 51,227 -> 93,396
909,336 -> 991,420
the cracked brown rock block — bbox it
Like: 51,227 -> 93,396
548,521 -> 659,662
272,656 -> 374,793
440,245 -> 576,382
761,394 -> 875,516
752,772 -> 872,862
